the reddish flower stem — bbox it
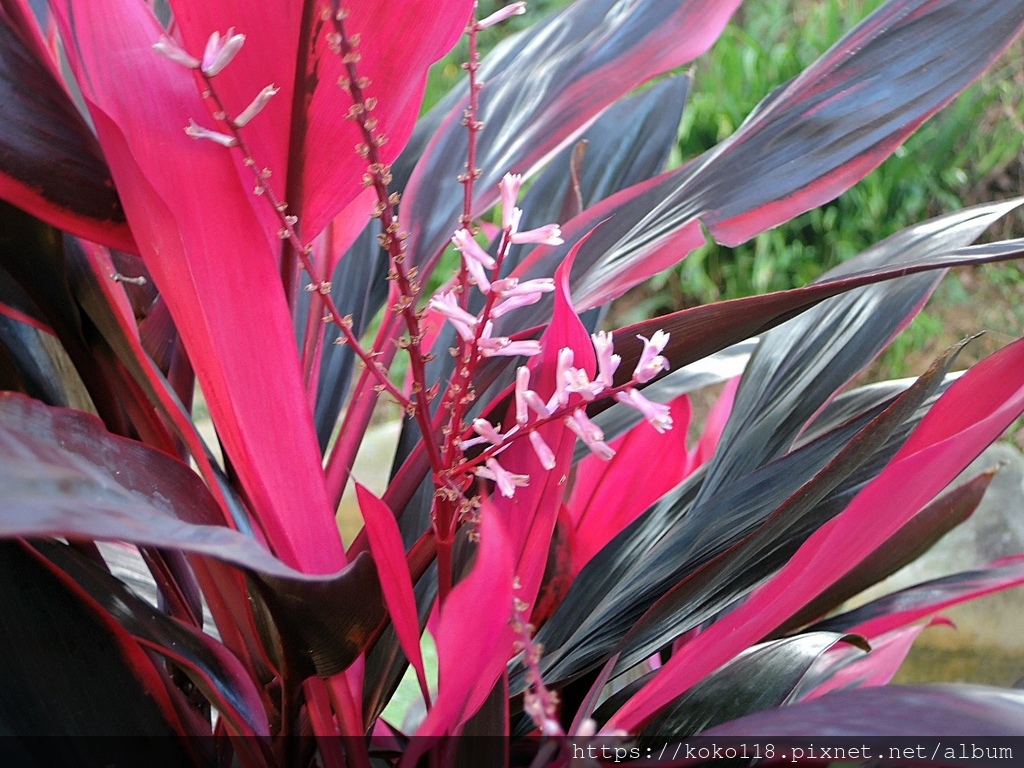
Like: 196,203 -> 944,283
323,3 -> 447,487
197,75 -> 412,417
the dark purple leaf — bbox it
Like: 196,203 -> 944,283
610,334 -> 1024,731
509,0 -> 1024,312
0,392 -> 384,676
402,0 -> 740,273
521,202 -> 1010,694
607,345 -> 960,677
782,470 -> 995,632
0,541 -> 193,757
0,0 -> 133,252
32,540 -> 273,745
811,554 -> 1024,638
638,633 -> 862,744
700,684 -> 1024,738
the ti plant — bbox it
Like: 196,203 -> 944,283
4,0 -> 1024,765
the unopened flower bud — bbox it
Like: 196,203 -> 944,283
498,173 -> 522,229
202,28 -> 246,76
529,431 -> 556,469
477,2 -> 527,30
510,223 -> 563,246
233,84 -> 280,127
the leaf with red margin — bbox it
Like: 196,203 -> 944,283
0,541 -> 194,759
0,0 -> 134,252
781,470 -> 995,632
356,482 -> 430,704
51,0 -> 343,573
811,554 -> 1024,640
508,0 -> 1024,314
609,335 -> 1024,732
636,632 -> 859,746
490,240 -> 596,612
402,0 -> 742,272
167,0 -> 473,242
609,233 -> 1024,387
696,685 -> 1024,740
795,622 -> 940,702
412,501 -> 514,740
0,392 -> 384,677
568,394 -> 695,573
31,539 -> 273,746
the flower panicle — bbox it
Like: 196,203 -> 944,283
438,170 -> 674,502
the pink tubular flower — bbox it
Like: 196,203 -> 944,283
451,228 -> 495,269
565,409 -> 615,460
474,458 -> 529,498
634,330 -> 670,383
428,291 -> 478,341
615,388 -> 673,433
529,431 -> 556,470
478,322 -> 541,357
592,331 -> 621,387
472,418 -> 505,445
510,223 -> 564,246
201,28 -> 246,76
563,367 -> 604,401
515,366 -> 531,425
554,347 -> 575,405
479,338 -> 542,358
524,389 -> 552,418
492,277 -> 556,296
498,173 -> 522,229
452,228 -> 495,291
491,290 -> 547,318
233,84 -> 280,127
477,2 -> 527,30
153,36 -> 200,69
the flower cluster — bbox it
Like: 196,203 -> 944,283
426,171 -> 675,499
429,175 -> 674,498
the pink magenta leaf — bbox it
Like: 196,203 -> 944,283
568,393 -> 695,572
355,483 -> 429,703
798,623 -> 935,702
413,501 -> 515,739
52,0 -> 344,573
492,239 -> 597,612
168,0 -> 473,241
